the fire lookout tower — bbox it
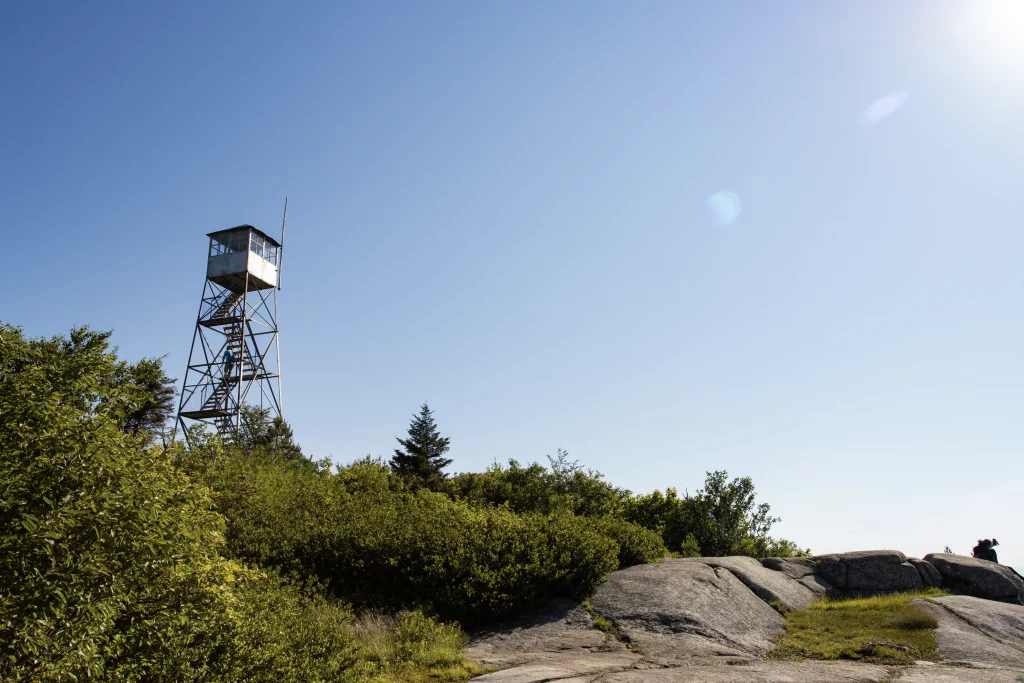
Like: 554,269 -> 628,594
175,222 -> 284,438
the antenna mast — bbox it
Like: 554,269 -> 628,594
278,197 -> 288,290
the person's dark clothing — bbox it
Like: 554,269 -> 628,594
973,543 -> 999,563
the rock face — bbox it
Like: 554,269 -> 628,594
468,551 -> 1024,682
924,553 -> 1024,605
816,550 -> 923,595
761,556 -> 816,579
912,596 -> 1024,669
931,595 -> 1024,655
465,598 -> 637,671
899,663 -> 1024,683
797,573 -> 831,598
588,559 -> 785,662
686,556 -> 818,612
476,660 -> 892,682
907,557 -> 942,588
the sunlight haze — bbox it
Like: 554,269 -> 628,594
3,1 -> 1022,569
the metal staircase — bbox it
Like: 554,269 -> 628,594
200,292 -> 243,327
212,292 -> 242,319
179,320 -> 246,436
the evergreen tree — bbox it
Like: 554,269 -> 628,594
237,405 -> 306,463
390,402 -> 452,488
115,356 -> 176,441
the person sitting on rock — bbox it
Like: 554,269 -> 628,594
972,539 -> 998,562
988,539 -> 999,563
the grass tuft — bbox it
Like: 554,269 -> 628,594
351,611 -> 491,682
592,615 -> 616,634
769,589 -> 945,665
581,598 -> 642,653
889,605 -> 939,631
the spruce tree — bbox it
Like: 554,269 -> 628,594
237,405 -> 306,464
390,402 -> 452,488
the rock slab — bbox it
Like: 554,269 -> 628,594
564,661 -> 890,682
466,598 -> 637,671
588,559 -> 785,662
761,556 -> 817,579
913,598 -> 1024,670
797,573 -> 832,598
924,553 -> 1024,605
817,549 -> 923,594
908,557 -> 943,588
686,556 -> 818,612
899,662 -> 1024,682
469,554 -> 1024,683
932,595 -> 1024,657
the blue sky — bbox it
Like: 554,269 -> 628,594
3,1 -> 1023,568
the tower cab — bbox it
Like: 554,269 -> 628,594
206,225 -> 280,293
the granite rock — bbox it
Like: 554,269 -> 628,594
588,559 -> 785,661
817,550 -> 923,594
686,556 -> 818,612
761,556 -> 818,579
912,597 -> 1024,669
908,557 -> 943,588
924,553 -> 1024,605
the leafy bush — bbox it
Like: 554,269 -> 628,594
0,324 -> 357,682
623,487 -> 694,551
589,516 -> 666,567
199,450 -> 625,624
450,457 -> 804,560
447,451 -> 629,518
104,572 -> 358,683
2,319 -> 806,683
625,471 -> 807,557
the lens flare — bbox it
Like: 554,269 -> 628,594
707,191 -> 742,225
859,89 -> 909,126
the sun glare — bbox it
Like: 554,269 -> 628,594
958,0 -> 1024,66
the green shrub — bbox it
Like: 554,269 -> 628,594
623,487 -> 694,551
447,451 -> 629,518
624,472 -> 808,558
678,533 -> 702,558
0,324 -> 357,682
103,571 -> 358,683
590,516 -> 666,567
203,450 -> 621,624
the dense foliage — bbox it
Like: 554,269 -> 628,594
192,449 -> 657,625
447,450 -> 806,558
0,325 -> 355,682
624,473 -> 809,558
1,321 -> 805,680
237,404 -> 307,464
448,451 -> 627,518
112,355 -> 176,440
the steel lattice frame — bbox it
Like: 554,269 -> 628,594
175,273 -> 282,442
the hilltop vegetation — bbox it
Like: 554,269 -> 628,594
0,323 -> 805,682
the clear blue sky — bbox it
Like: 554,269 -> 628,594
4,1 -> 1023,568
